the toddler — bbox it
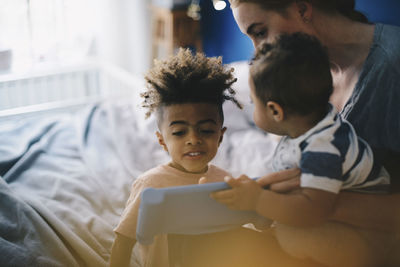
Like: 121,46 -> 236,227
212,32 -> 392,267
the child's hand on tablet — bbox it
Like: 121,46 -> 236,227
211,175 -> 263,211
198,177 -> 208,184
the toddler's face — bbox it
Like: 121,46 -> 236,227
157,103 -> 226,174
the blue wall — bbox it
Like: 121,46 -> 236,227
200,0 -> 253,63
201,0 -> 400,63
356,0 -> 400,27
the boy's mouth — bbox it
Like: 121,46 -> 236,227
184,151 -> 205,158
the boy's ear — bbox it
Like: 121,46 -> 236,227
266,101 -> 284,122
218,127 -> 227,146
156,131 -> 168,152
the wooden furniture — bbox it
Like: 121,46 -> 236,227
150,6 -> 202,62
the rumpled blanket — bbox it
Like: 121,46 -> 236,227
0,96 -> 277,266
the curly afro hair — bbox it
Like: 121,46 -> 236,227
141,48 -> 242,122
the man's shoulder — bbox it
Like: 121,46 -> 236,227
371,24 -> 400,74
378,24 -> 400,49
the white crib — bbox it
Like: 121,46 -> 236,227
0,61 -> 143,119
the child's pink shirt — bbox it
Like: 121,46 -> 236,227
114,164 -> 230,267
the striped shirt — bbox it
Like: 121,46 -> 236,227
272,105 -> 390,194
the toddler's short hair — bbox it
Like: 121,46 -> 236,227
142,48 -> 242,124
250,32 -> 333,117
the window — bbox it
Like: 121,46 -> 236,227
0,0 -> 97,72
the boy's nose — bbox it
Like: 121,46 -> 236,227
185,132 -> 202,145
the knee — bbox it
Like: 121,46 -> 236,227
274,224 -> 309,259
274,223 -> 375,267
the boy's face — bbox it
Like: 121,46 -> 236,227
156,103 -> 226,174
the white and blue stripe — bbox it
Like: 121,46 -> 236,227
272,105 -> 390,194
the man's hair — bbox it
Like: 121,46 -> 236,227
142,48 -> 242,124
228,0 -> 369,23
250,32 -> 332,116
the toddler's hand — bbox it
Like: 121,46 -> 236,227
211,175 -> 262,211
257,168 -> 301,193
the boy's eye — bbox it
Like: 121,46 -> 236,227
200,129 -> 215,134
172,131 -> 186,136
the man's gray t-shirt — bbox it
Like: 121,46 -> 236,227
341,23 -> 400,190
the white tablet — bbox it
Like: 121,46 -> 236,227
136,180 -> 269,245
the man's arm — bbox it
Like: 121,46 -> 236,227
257,168 -> 400,233
255,187 -> 337,227
110,233 -> 136,267
331,191 -> 400,234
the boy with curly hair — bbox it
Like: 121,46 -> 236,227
110,48 -> 242,267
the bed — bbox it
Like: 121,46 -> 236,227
0,60 -> 278,266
